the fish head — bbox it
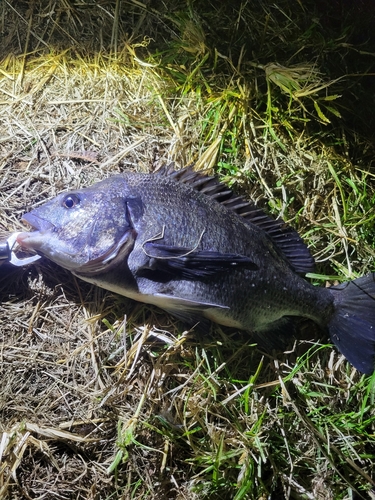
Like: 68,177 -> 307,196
17,176 -> 140,274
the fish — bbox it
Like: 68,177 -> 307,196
16,165 -> 375,374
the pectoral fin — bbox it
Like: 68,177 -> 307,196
142,242 -> 258,279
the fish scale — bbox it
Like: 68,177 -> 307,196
16,166 -> 375,374
119,173 -> 331,329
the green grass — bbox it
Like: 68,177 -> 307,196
105,326 -> 375,498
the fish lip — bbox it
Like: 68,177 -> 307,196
22,212 -> 55,232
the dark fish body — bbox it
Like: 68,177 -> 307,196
17,167 -> 375,373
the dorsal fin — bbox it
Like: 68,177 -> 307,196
156,164 -> 315,274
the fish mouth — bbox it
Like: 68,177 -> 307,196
16,213 -> 56,253
22,212 -> 55,232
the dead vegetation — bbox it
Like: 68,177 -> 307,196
1,1 -> 375,499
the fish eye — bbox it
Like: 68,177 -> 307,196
62,194 -> 80,209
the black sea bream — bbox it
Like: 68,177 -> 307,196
17,166 -> 375,373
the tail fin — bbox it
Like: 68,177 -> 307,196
328,274 -> 375,374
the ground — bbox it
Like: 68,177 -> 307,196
1,1 -> 375,499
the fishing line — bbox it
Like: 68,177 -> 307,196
141,228 -> 207,260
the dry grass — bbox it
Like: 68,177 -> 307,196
1,1 -> 375,499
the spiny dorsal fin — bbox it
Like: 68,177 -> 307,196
157,164 -> 315,274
